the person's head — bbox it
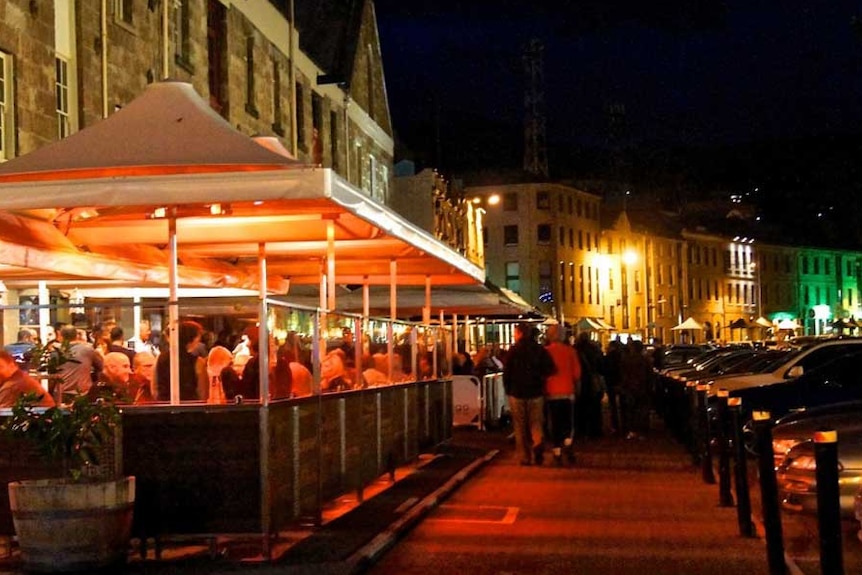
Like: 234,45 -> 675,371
178,320 -> 204,352
207,346 -> 234,379
545,324 -> 562,343
321,350 -> 345,380
16,329 -> 35,343
132,351 -> 156,383
103,352 -> 132,385
514,322 -> 532,342
60,325 -> 80,343
342,327 -> 353,343
0,350 -> 19,379
138,319 -> 152,342
109,325 -> 125,343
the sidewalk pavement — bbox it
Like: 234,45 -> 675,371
1,416 -> 855,574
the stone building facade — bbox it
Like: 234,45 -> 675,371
0,0 -> 393,204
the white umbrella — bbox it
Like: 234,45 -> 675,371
777,319 -> 800,330
671,317 -> 705,331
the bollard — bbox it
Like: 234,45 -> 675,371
697,384 -> 716,484
685,381 -> 699,463
814,429 -> 844,575
716,389 -> 734,507
729,397 -> 755,537
753,411 -> 787,575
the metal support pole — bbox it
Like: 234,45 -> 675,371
729,398 -> 755,538
753,411 -> 787,575
814,429 -> 844,575
696,384 -> 715,484
716,389 -> 734,507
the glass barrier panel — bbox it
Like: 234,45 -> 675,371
267,300 -> 316,399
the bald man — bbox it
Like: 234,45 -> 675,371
0,350 -> 54,408
92,351 -> 132,402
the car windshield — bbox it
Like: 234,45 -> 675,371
730,349 -> 796,374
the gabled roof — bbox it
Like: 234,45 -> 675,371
294,0 -> 364,85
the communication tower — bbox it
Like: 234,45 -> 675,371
522,39 -> 548,179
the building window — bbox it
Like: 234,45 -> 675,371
245,37 -> 259,118
0,52 -> 12,161
503,225 -> 519,246
505,262 -> 520,293
329,110 -> 339,171
271,59 -> 284,135
537,191 -> 550,209
634,270 -> 641,293
207,0 -> 228,114
558,227 -> 564,246
537,224 -> 551,245
559,262 -> 566,302
802,257 -> 809,274
578,265 -> 585,303
295,82 -> 306,151
116,0 -> 133,25
849,288 -> 854,307
568,229 -> 573,248
567,196 -> 573,215
56,57 -> 71,139
813,257 -> 820,275
825,258 -> 831,276
578,230 -> 583,250
576,199 -> 582,217
503,193 -> 518,211
173,0 -> 192,67
312,93 -> 323,165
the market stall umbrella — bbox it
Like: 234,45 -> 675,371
777,319 -> 800,330
672,317 -> 705,331
574,317 -> 604,332
755,316 -> 773,328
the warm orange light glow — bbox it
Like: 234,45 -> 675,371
623,249 -> 638,265
487,195 -> 500,206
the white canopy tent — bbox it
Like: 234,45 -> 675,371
671,317 -> 705,331
0,80 -> 486,406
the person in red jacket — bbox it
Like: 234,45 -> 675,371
544,323 -> 581,465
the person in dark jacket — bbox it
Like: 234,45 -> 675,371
503,322 -> 556,466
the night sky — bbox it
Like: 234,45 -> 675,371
374,1 -> 862,200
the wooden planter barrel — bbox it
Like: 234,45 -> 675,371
8,476 -> 135,573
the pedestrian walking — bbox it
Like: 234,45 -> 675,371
544,324 -> 581,465
503,322 -> 556,466
574,333 -> 605,438
603,339 -> 624,434
620,339 -> 653,439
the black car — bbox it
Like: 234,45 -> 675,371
728,349 -> 862,424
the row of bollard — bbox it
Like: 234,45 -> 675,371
679,382 -> 845,575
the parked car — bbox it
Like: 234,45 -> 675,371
729,349 -> 862,420
659,344 -> 712,371
770,401 -> 862,466
706,339 -> 862,393
778,421 -> 862,517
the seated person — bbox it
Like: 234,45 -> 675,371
361,352 -> 388,387
321,350 -> 350,392
128,351 -> 156,404
206,346 -> 233,404
0,350 -> 54,408
277,348 -> 312,397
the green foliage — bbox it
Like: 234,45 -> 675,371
3,386 -> 120,481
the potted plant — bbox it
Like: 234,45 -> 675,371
2,347 -> 135,573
